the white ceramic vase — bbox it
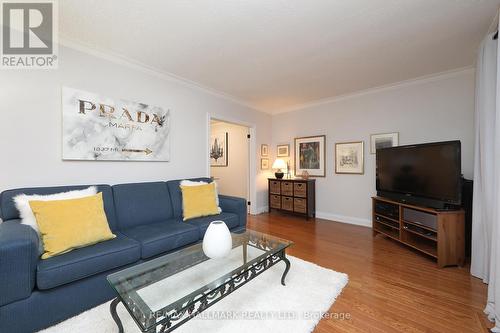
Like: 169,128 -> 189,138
202,221 -> 232,259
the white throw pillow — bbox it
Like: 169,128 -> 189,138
180,180 -> 222,213
13,186 -> 98,254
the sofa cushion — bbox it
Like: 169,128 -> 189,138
186,212 -> 240,238
113,182 -> 173,229
121,221 -> 199,259
37,232 -> 140,290
0,185 -> 118,231
30,193 -> 116,259
166,178 -> 211,218
180,182 -> 220,221
13,186 -> 98,238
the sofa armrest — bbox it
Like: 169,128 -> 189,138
0,220 -> 38,306
219,195 -> 247,229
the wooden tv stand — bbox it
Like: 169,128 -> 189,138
372,197 -> 465,268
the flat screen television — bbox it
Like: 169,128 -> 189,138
376,140 -> 462,209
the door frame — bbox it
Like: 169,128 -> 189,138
206,113 -> 257,215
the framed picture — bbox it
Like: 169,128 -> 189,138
335,141 -> 364,174
261,144 -> 269,157
261,158 -> 269,170
370,132 -> 399,154
277,144 -> 290,157
294,135 -> 326,177
210,132 -> 228,167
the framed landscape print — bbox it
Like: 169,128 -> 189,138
335,141 -> 364,174
294,135 -> 326,177
261,144 -> 269,157
370,132 -> 399,154
210,132 -> 228,167
277,144 -> 290,157
261,158 -> 269,170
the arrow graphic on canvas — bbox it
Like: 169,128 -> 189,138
122,148 -> 153,155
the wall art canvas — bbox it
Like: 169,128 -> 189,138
294,135 -> 326,177
335,141 -> 364,174
277,144 -> 290,157
370,132 -> 399,154
62,87 -> 171,161
210,131 -> 228,167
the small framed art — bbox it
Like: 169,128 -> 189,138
261,158 -> 269,170
261,144 -> 269,157
370,132 -> 399,154
210,132 -> 228,167
277,144 -> 290,157
335,141 -> 364,174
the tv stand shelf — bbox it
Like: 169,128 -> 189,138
372,197 -> 465,267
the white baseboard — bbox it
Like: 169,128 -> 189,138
252,206 -> 269,215
250,207 -> 371,227
315,211 -> 371,228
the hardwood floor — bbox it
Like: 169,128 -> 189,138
247,212 -> 491,333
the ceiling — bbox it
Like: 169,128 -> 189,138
60,0 -> 499,113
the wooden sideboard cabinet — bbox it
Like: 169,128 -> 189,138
268,178 -> 316,219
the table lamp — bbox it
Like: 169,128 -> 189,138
272,158 -> 287,179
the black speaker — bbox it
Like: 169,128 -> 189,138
462,178 -> 473,257
403,208 -> 438,230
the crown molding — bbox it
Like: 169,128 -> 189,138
58,37 -> 474,116
271,66 -> 475,115
58,37 -> 268,114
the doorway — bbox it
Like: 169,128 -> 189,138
209,118 -> 250,212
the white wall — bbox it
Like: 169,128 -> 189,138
0,46 -> 476,222
271,69 -> 475,226
210,120 -> 249,199
0,46 -> 272,211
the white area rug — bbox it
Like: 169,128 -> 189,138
40,255 -> 348,333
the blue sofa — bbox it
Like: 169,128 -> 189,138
0,178 -> 247,332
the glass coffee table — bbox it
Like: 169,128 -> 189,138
107,230 -> 293,333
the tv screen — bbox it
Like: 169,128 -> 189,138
376,141 -> 461,205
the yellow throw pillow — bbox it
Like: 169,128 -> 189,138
180,182 -> 220,221
29,192 -> 116,259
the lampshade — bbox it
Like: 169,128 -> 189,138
272,158 -> 287,170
